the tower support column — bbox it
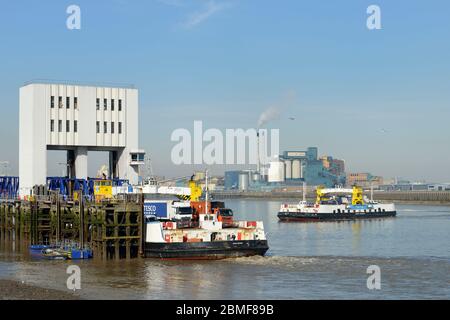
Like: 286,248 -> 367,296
75,147 -> 88,179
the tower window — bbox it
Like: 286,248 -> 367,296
96,121 -> 100,133
104,99 -> 107,110
66,120 -> 70,132
51,96 -> 55,108
118,122 -> 122,134
50,120 -> 54,132
96,98 -> 100,110
111,99 -> 114,111
118,99 -> 122,111
58,120 -> 62,132
104,121 -> 107,133
66,97 -> 70,109
111,122 -> 115,134
74,120 -> 78,133
74,97 -> 78,109
58,97 -> 63,108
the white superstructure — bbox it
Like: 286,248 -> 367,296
19,82 -> 144,196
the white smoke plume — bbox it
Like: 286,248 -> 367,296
257,90 -> 297,128
257,107 -> 281,128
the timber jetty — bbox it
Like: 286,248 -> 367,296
0,194 -> 143,260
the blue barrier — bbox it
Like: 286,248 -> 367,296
0,176 -> 19,198
47,177 -> 129,197
0,177 -> 129,198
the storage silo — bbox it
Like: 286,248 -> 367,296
292,159 -> 301,179
239,172 -> 249,191
268,161 -> 285,183
285,160 -> 292,180
300,160 -> 305,179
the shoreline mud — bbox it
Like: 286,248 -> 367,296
0,279 -> 80,300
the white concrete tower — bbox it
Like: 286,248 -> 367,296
19,82 -> 144,196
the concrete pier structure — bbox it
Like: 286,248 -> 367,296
19,82 -> 145,196
74,147 -> 88,179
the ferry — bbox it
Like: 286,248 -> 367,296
143,173 -> 269,260
278,186 -> 396,222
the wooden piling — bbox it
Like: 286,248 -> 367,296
0,197 -> 143,260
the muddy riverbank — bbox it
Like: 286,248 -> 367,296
0,279 -> 80,300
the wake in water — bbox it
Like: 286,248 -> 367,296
400,208 -> 450,213
223,254 -> 450,271
223,255 -> 317,268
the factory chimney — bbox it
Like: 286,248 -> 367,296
256,130 -> 261,177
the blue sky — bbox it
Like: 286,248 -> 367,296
0,0 -> 449,181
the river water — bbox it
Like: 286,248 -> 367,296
1,201 -> 449,299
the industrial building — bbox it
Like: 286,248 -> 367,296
427,184 -> 450,191
320,156 -> 345,176
378,182 -> 450,192
19,81 -> 145,196
346,173 -> 383,188
224,147 -> 346,190
224,171 -> 240,190
224,169 -> 269,191
270,148 -> 345,187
